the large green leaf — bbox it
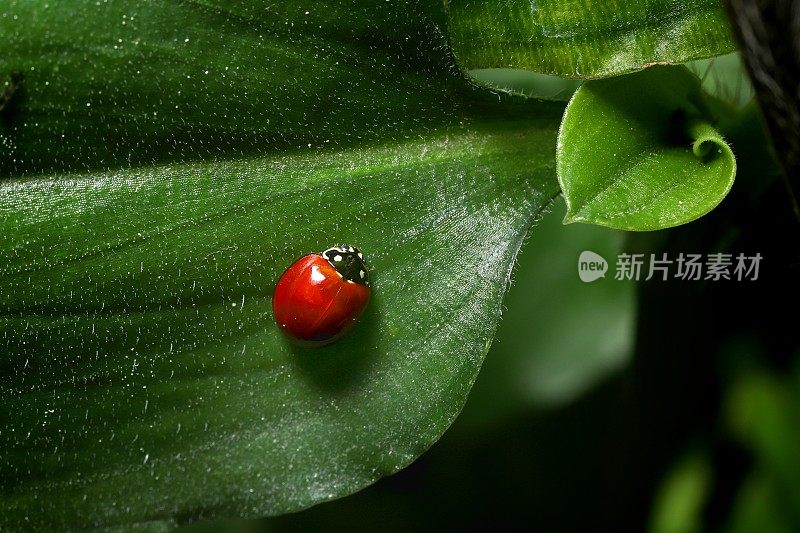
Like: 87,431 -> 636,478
0,0 -> 563,528
2,0 -> 472,175
447,0 -> 736,79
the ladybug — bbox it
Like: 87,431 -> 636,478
273,245 -> 371,346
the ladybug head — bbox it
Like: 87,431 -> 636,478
321,245 -> 369,286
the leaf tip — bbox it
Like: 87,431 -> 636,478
562,212 -> 579,225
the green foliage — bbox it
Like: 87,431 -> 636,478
689,53 -> 754,108
0,0 -> 564,528
649,450 -> 712,533
1,121 -> 559,530
557,66 -> 737,230
726,472 -> 797,533
726,368 -> 800,523
0,0 -> 762,529
469,69 -> 581,101
447,0 -> 736,78
457,198 -> 635,430
1,0 -> 472,175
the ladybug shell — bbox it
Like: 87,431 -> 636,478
273,254 -> 371,345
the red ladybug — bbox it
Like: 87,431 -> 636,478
273,245 -> 371,345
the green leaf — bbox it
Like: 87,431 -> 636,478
456,197 -> 635,431
724,368 -> 800,531
557,66 -> 737,231
469,69 -> 581,101
687,52 -> 754,108
446,0 -> 736,79
0,1 -> 474,175
649,449 -> 712,533
726,369 -> 800,514
726,471 -> 798,533
0,0 -> 564,528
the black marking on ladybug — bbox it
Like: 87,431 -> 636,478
322,245 -> 369,286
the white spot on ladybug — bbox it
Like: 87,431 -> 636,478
357,252 -> 363,259
311,265 -> 326,282
359,270 -> 365,279
334,254 -> 343,262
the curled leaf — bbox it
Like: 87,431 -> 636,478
557,66 -> 737,231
